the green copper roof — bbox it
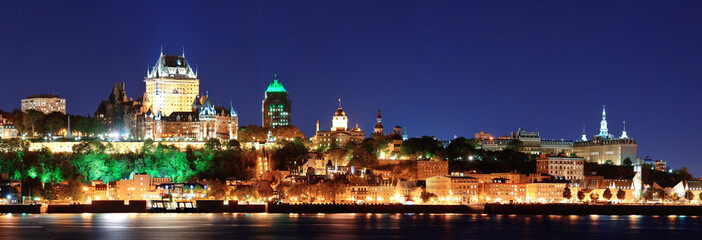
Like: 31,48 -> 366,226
266,79 -> 286,93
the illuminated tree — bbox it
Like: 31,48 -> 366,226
577,190 -> 585,201
616,189 -> 626,201
208,181 -> 230,199
602,188 -> 612,201
563,187 -> 572,200
656,190 -> 668,201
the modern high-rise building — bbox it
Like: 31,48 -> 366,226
21,94 -> 66,114
144,50 -> 199,117
262,75 -> 291,128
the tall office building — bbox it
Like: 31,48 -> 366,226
262,75 -> 291,128
144,49 -> 199,117
21,94 -> 66,114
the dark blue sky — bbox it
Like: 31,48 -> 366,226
1,1 -> 701,175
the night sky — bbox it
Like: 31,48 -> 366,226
1,1 -> 701,175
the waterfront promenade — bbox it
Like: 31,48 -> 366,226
4,201 -> 702,215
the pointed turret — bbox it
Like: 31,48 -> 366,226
581,123 -> 587,141
620,120 -> 628,139
374,109 -> 384,135
597,105 -> 610,138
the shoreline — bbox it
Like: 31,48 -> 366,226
4,202 -> 702,215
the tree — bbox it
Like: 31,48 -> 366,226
445,137 -> 474,161
656,190 -> 668,201
271,125 -> 305,140
22,110 -> 44,136
563,187 -> 572,200
226,140 -> 241,151
577,191 -> 585,201
58,179 -> 85,202
590,192 -> 599,202
643,190 -> 653,202
616,189 -> 626,201
420,191 -> 437,203
270,139 -> 308,171
237,125 -> 268,143
401,136 -> 444,159
204,138 -> 222,151
505,140 -> 524,152
208,181 -> 230,200
622,157 -> 633,167
348,146 -> 378,168
602,188 -> 612,201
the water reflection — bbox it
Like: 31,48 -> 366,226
1,213 -> 701,239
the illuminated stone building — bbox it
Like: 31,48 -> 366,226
573,105 -> 637,165
21,94 -> 66,114
144,49 -> 199,117
312,100 -> 364,145
426,175 -> 482,203
95,82 -> 150,133
136,95 -> 238,140
478,129 -> 574,155
484,182 -> 527,203
416,160 -> 448,181
526,182 -> 567,203
536,154 -> 584,181
116,173 -> 153,200
0,115 -> 18,139
262,75 -> 292,128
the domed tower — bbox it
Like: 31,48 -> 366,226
374,109 -> 384,135
332,99 -> 348,131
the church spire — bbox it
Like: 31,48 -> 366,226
581,123 -> 587,141
621,120 -> 628,139
597,105 -> 610,138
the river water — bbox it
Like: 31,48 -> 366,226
0,213 -> 700,239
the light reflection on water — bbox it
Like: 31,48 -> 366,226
0,213 -> 700,239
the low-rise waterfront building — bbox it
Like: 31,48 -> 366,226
536,154 -> 584,181
417,160 -> 449,181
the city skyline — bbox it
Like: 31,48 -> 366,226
1,1 -> 701,174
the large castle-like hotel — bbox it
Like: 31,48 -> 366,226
95,50 -> 238,141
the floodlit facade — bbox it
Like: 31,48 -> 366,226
136,95 -> 238,140
536,154 -> 585,181
116,174 -> 153,200
21,94 -> 66,114
417,161 -> 449,181
144,50 -> 199,117
574,105 -> 637,165
526,182 -> 566,203
426,175 -> 482,203
312,100 -> 365,145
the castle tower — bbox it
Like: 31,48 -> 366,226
144,49 -> 199,117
